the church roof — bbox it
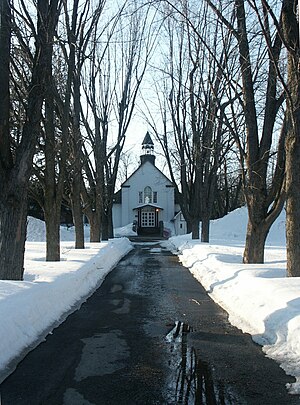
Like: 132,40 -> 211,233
121,159 -> 174,188
114,132 -> 174,195
113,189 -> 122,204
142,131 -> 154,145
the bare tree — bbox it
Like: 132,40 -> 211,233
212,157 -> 244,219
0,0 -> 60,279
39,0 -> 79,261
0,0 -> 11,172
117,149 -> 139,186
145,1 -> 234,240
204,0 -> 286,263
280,0 -> 300,276
30,0 -> 105,256
235,0 -> 300,273
67,0 -> 106,249
81,3 -> 156,240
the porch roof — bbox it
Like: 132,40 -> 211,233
132,203 -> 164,211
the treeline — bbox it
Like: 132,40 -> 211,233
0,0 -> 299,280
143,0 -> 299,276
0,0 -> 155,279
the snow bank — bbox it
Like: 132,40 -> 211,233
1,208 -> 298,395
114,223 -> 137,237
0,218 -> 132,381
27,216 -> 76,242
166,207 -> 300,394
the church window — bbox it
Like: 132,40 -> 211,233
139,187 -> 158,204
144,186 -> 152,203
138,192 -> 143,204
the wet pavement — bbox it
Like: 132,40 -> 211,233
0,241 -> 299,404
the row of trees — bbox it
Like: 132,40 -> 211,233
0,0 -> 156,279
143,0 -> 298,275
0,0 -> 299,280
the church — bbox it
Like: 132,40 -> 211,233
112,132 -> 187,236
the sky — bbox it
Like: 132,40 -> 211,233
1,207 -> 300,396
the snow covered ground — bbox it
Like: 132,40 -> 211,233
165,207 -> 300,395
1,207 -> 300,396
0,221 -> 133,382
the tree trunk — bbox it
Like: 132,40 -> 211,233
232,0 -> 285,264
101,212 -> 109,241
70,181 -> 84,249
0,0 -> 11,166
286,134 -> 300,276
87,211 -> 101,242
42,0 -> 76,261
108,218 -> 114,239
282,0 -> 300,277
0,182 -> 28,280
201,217 -> 210,243
107,205 -> 114,238
243,219 -> 269,264
191,219 -> 200,239
0,1 -> 60,279
44,91 -> 61,261
80,183 -> 101,243
71,62 -> 84,249
44,204 -> 60,261
186,219 -> 192,234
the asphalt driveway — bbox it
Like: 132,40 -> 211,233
0,241 -> 299,404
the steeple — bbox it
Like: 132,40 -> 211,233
140,131 -> 156,165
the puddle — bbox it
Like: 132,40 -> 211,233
110,299 -> 121,306
110,284 -> 123,293
165,321 -> 243,404
149,247 -> 162,254
113,298 -> 131,314
75,330 -> 129,381
63,388 -> 95,405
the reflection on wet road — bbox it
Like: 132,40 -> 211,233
165,321 -> 240,404
0,241 -> 299,404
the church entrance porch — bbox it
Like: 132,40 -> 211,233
133,204 -> 163,236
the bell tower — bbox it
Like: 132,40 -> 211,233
140,132 -> 156,166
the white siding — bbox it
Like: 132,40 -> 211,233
112,204 -> 122,228
114,161 -> 176,227
174,212 -> 187,235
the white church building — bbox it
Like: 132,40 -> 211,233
113,132 -> 187,236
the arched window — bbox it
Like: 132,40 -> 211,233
144,186 -> 152,203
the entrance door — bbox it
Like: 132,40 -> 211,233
141,210 -> 155,227
137,207 -> 160,235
